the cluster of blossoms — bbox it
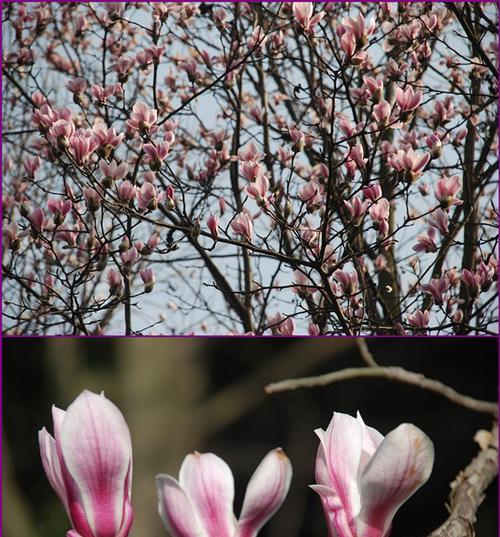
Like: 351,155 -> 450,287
39,390 -> 434,537
3,2 -> 497,335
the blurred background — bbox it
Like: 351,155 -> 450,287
3,337 -> 498,537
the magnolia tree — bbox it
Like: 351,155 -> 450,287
2,2 -> 498,335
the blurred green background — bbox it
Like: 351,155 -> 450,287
3,337 -> 498,537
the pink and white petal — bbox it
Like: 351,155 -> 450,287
39,427 -> 68,510
310,485 -> 343,537
238,448 -> 292,537
156,475 -> 206,537
322,412 -> 363,526
60,390 -> 132,537
356,412 -> 384,475
179,452 -> 236,537
357,423 -> 434,537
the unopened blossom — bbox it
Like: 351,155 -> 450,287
345,144 -> 367,175
362,183 -> 382,203
292,3 -> 325,35
112,56 -> 136,83
313,411 -> 433,537
207,214 -> 219,241
38,390 -> 133,537
333,269 -> 359,296
429,208 -> 449,235
179,58 -> 200,84
157,448 -> 291,537
308,323 -> 320,336
461,268 -> 481,297
408,309 -> 430,330
248,25 -> 268,54
421,276 -> 449,305
290,129 -> 306,153
369,198 -> 390,237
28,208 -> 48,232
143,143 -> 170,172
126,101 -> 158,134
66,77 -> 87,103
140,268 -> 155,293
434,175 -> 463,209
100,160 -> 129,187
23,156 -> 42,178
413,228 -> 437,254
299,182 -> 322,212
231,213 -> 254,242
120,247 -> 139,275
83,187 -> 101,212
372,99 -> 392,125
387,149 -> 430,182
344,196 -> 369,226
292,270 -> 314,298
476,261 -> 495,291
426,133 -> 443,159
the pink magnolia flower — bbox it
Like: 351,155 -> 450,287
413,228 -> 437,254
231,213 -> 254,242
426,133 -> 443,159
66,77 -> 87,94
395,86 -> 422,114
299,182 -> 322,212
340,13 -> 375,48
126,102 -> 158,134
434,175 -> 463,209
207,214 -> 219,240
83,188 -> 101,212
429,208 -> 449,235
372,99 -> 392,124
241,162 -> 265,183
23,156 -> 42,178
47,198 -> 72,224
461,268 -> 481,297
137,182 -> 161,211
313,411 -> 433,537
117,181 -> 137,203
140,268 -> 155,293
28,208 -> 49,231
69,132 -> 99,166
368,198 -> 390,237
239,142 -> 265,163
107,268 -> 124,296
143,143 -> 170,172
408,309 -> 430,330
421,276 -> 449,305
156,448 -> 292,537
246,175 -> 270,207
362,183 -> 382,203
289,129 -> 306,153
38,390 -> 133,537
292,2 -> 325,35
91,84 -> 116,106
387,149 -> 430,182
93,124 -> 124,155
333,269 -> 359,296
344,196 -> 369,226
100,160 -> 129,187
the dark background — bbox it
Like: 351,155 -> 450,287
3,337 -> 498,537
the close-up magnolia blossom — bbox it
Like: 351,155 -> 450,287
313,412 -> 434,537
38,390 -> 133,537
156,448 -> 292,537
2,2 -> 498,335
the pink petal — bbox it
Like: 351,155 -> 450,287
156,475 -> 207,537
357,423 -> 434,537
237,448 -> 292,537
179,452 -> 236,537
319,413 -> 363,534
39,427 -> 68,511
59,390 -> 133,537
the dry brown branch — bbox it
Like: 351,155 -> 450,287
265,366 -> 498,417
356,338 -> 378,367
427,424 -> 498,537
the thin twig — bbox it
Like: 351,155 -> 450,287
265,366 -> 498,416
427,424 -> 498,537
356,338 -> 378,367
